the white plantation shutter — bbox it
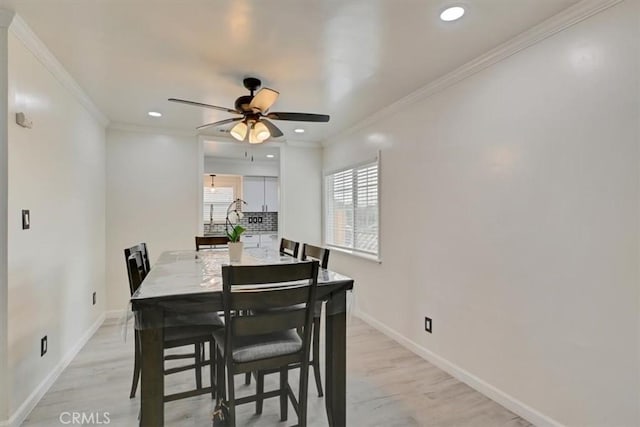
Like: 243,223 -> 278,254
325,159 -> 379,256
203,187 -> 234,223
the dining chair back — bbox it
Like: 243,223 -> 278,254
300,243 -> 331,396
214,261 -> 319,427
301,243 -> 330,269
126,251 -> 147,295
279,238 -> 300,258
124,242 -> 151,274
196,235 -> 230,250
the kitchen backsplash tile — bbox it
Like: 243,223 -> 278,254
205,211 -> 278,235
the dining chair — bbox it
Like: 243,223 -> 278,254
125,250 -> 219,402
242,237 -> 299,387
300,243 -> 330,397
279,237 -> 300,258
254,243 -> 330,396
213,261 -> 319,427
196,235 -> 230,251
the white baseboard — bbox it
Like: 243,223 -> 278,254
354,309 -> 565,427
104,309 -> 126,321
1,313 -> 106,427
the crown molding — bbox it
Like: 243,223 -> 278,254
108,121 -> 197,137
9,14 -> 109,127
322,0 -> 623,147
0,10 -> 14,28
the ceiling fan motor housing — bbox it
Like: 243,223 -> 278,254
235,95 -> 254,113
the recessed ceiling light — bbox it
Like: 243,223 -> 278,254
440,6 -> 465,22
293,128 -> 305,133
266,154 -> 275,158
148,111 -> 162,117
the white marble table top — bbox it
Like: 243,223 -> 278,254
131,248 -> 353,302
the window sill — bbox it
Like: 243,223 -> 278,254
327,245 -> 381,264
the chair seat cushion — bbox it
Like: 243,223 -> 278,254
165,312 -> 224,328
164,325 -> 215,345
256,302 -> 323,318
213,329 -> 302,363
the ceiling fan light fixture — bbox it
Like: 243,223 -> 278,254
230,121 -> 248,141
170,76 -> 329,143
248,122 -> 270,144
254,121 -> 270,141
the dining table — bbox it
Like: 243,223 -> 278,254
130,247 -> 354,426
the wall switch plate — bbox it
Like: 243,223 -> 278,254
424,317 -> 432,333
41,336 -> 47,357
92,292 -> 96,305
22,210 -> 30,230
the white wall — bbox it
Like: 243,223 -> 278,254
204,156 -> 279,177
105,128 -> 200,311
6,28 -> 106,421
106,132 -> 324,312
280,145 -> 323,246
323,2 -> 639,426
0,12 -> 12,425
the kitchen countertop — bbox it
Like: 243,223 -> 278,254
243,230 -> 278,235
204,230 -> 277,237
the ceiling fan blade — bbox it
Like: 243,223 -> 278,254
168,98 -> 239,114
196,117 -> 243,131
266,112 -> 330,122
260,119 -> 284,138
249,88 -> 279,113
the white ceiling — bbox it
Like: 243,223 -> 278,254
0,0 -> 580,143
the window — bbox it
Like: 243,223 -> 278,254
203,187 -> 234,224
325,159 -> 379,257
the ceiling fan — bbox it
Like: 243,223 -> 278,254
169,77 -> 330,144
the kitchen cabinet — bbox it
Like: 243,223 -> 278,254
243,176 -> 265,213
242,233 -> 278,249
242,234 -> 260,248
263,233 -> 278,250
264,177 -> 279,212
243,176 -> 279,212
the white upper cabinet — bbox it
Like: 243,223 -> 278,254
264,177 -> 279,212
243,176 -> 265,212
243,176 -> 279,212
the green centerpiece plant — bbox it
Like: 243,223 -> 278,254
226,199 -> 247,261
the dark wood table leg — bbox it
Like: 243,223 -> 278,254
139,307 -> 164,426
325,291 -> 346,427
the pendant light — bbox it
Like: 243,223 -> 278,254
209,174 -> 216,192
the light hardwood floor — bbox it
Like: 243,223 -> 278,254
22,317 -> 532,426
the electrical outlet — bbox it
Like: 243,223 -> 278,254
424,317 -> 432,333
41,336 -> 47,357
92,292 -> 96,305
